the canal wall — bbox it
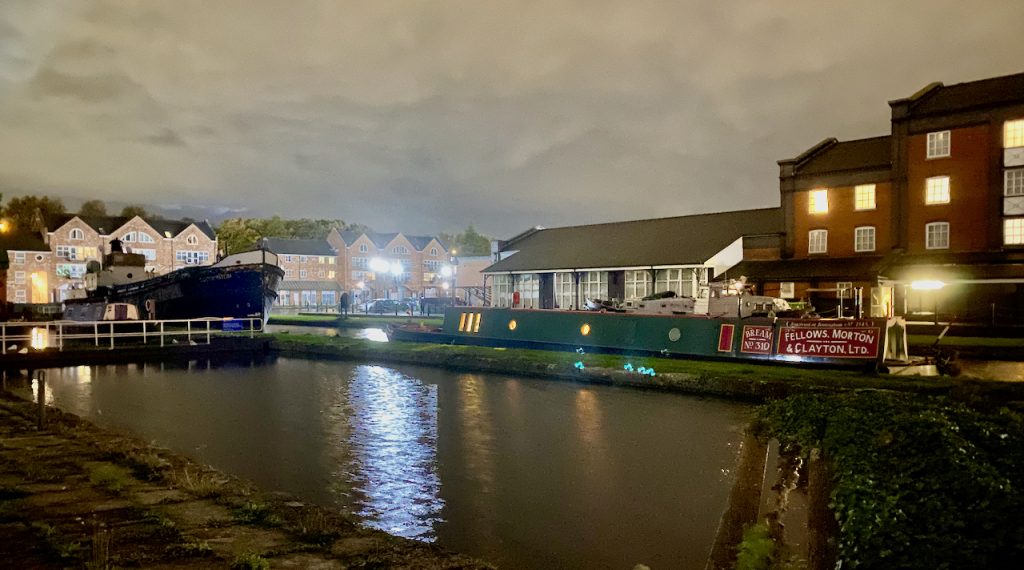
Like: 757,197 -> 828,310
0,390 -> 493,569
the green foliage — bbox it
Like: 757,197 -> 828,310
231,552 -> 271,570
233,501 -> 282,527
119,204 -> 150,219
215,216 -> 356,255
735,522 -> 777,570
441,224 -> 492,256
1,194 -> 66,232
89,463 -> 134,493
758,393 -> 1024,569
78,199 -> 108,217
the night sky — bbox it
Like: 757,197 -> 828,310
2,1 -> 1023,237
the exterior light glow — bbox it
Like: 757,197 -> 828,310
440,266 -> 453,277
390,261 -> 403,276
508,319 -> 517,331
580,323 -> 591,336
441,282 -> 450,290
911,280 -> 945,290
369,257 -> 390,273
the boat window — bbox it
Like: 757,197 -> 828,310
508,320 -> 517,331
580,323 -> 591,336
473,313 -> 482,333
459,312 -> 468,332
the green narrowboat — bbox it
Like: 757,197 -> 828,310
388,307 -> 910,368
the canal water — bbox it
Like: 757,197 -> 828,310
23,356 -> 749,569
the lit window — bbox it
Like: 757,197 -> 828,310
925,176 -> 950,204
1006,119 -> 1024,148
926,222 -> 950,250
854,184 -> 876,210
508,320 -> 517,331
780,282 -> 795,299
837,282 -> 853,299
1004,219 -> 1024,245
854,226 -> 876,252
1006,169 -> 1024,197
808,229 -> 828,254
927,131 -> 951,158
808,189 -> 829,214
69,228 -> 84,240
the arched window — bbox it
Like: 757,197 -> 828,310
186,235 -> 198,245
70,228 -> 84,240
430,247 -> 438,256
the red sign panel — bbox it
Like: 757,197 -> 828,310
717,324 -> 735,352
777,320 -> 881,359
740,325 -> 773,354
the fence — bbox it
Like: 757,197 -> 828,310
0,317 -> 264,355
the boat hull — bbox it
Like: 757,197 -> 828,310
389,307 -> 908,368
63,263 -> 284,323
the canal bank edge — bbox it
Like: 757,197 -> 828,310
0,391 -> 494,569
269,333 -> 1024,402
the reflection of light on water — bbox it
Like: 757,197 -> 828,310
75,366 -> 92,384
346,365 -> 442,540
459,374 -> 496,491
575,389 -> 604,449
31,378 -> 56,405
361,328 -> 389,343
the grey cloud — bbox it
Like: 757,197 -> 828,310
142,128 -> 186,147
29,67 -> 152,104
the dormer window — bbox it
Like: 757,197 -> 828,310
69,228 -> 84,240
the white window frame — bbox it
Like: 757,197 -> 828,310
925,222 -> 950,250
57,263 -> 87,279
808,229 -> 828,254
430,247 -> 438,256
175,250 -> 209,265
492,274 -> 514,308
854,226 -> 876,253
299,269 -> 307,279
925,176 -> 950,205
655,268 -> 694,297
808,189 -> 828,214
580,271 -> 609,302
138,232 -> 154,243
122,232 -> 136,242
1006,169 -> 1024,197
1004,218 -> 1024,245
12,252 -> 25,264
780,282 -> 795,299
836,282 -> 853,300
134,248 -> 157,261
14,271 -> 26,284
13,289 -> 26,302
854,184 -> 876,211
625,270 -> 652,300
69,228 -> 84,240
926,130 -> 951,159
554,273 -> 575,310
1006,119 -> 1024,149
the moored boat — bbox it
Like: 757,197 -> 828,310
389,306 -> 910,369
62,242 -> 284,323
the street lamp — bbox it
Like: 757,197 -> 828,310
369,257 -> 390,298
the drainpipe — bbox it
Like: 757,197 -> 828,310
574,270 -> 581,310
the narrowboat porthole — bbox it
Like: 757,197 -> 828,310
668,328 -> 681,342
508,319 -> 517,331
580,323 -> 591,336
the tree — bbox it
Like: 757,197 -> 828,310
79,199 -> 107,217
447,225 -> 491,256
2,195 -> 66,233
120,204 -> 149,218
215,217 -> 263,255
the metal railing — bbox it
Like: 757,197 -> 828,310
0,317 -> 264,355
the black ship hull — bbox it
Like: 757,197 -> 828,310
63,263 -> 284,323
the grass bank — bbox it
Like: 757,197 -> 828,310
269,332 -> 996,401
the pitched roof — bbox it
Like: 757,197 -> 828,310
338,230 -> 363,247
484,208 -> 783,273
264,238 -> 336,256
46,214 -> 216,240
406,235 -> 440,251
783,136 -> 892,176
367,232 -> 399,249
0,232 -> 50,267
893,72 -> 1024,117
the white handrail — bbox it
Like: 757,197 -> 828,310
0,317 -> 265,354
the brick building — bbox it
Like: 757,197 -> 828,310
264,238 -> 340,310
1,232 -> 52,308
328,230 -> 448,305
39,215 -> 218,302
729,71 -> 1024,322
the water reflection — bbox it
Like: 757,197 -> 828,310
266,325 -> 389,342
28,358 -> 748,569
341,365 -> 442,539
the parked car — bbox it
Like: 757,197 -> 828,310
418,296 -> 466,315
362,299 -> 413,314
